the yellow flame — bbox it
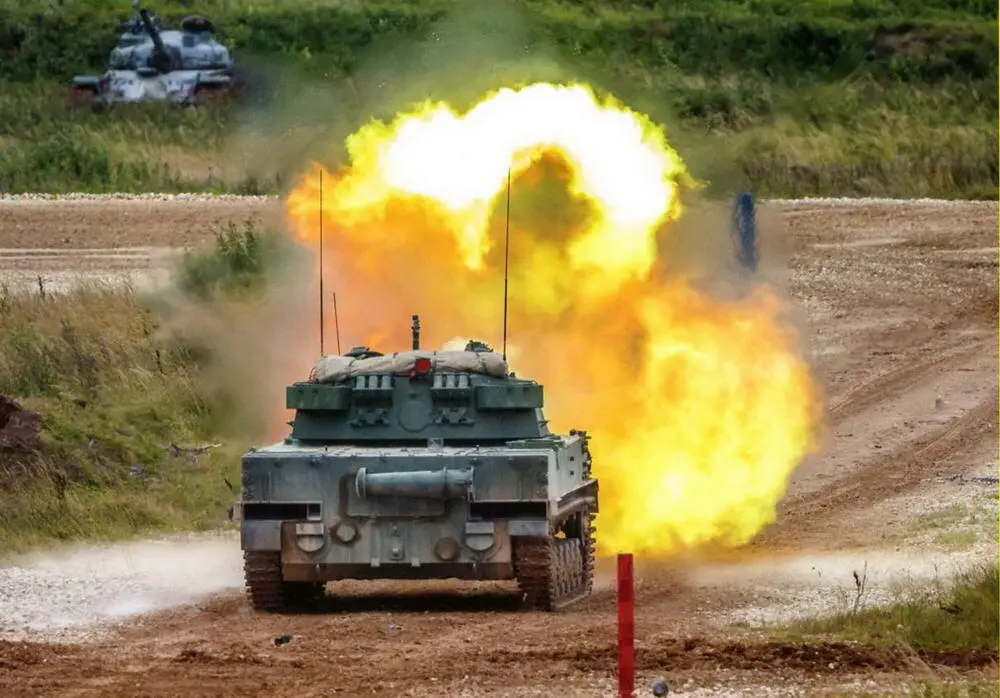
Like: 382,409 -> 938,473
284,82 -> 821,555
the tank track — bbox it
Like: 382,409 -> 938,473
513,433 -> 597,611
512,508 -> 596,611
243,551 -> 324,612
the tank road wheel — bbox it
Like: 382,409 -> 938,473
581,509 -> 597,598
512,508 -> 595,611
242,551 -> 323,612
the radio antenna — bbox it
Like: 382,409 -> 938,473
501,167 -> 511,360
318,169 -> 325,356
333,291 -> 342,355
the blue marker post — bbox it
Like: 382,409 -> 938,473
732,192 -> 758,273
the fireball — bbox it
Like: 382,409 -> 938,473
283,82 -> 820,555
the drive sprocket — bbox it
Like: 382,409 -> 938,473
243,551 -> 323,612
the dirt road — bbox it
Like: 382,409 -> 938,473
0,196 -> 996,696
0,194 -> 280,294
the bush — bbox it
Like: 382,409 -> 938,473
173,220 -> 302,301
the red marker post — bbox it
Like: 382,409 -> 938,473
617,552 -> 635,698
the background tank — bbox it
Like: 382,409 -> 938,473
233,316 -> 599,612
68,0 -> 237,107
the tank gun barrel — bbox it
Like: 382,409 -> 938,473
355,467 -> 472,500
133,1 -> 171,71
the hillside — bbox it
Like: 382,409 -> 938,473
0,0 -> 995,198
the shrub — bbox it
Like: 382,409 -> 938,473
173,220 -> 302,301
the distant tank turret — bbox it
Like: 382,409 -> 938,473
68,0 -> 238,107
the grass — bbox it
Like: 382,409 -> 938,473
0,81 -> 279,194
0,283 -> 234,553
0,448 -> 241,554
0,224 -> 301,555
911,504 -> 974,531
0,0 -> 992,82
930,530 -> 978,552
877,500 -> 995,553
173,219 -> 303,300
0,0 -> 995,198
781,564 -> 999,653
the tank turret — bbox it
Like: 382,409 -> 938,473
289,343 -> 547,444
68,0 -> 238,107
180,15 -> 216,35
234,314 -> 599,612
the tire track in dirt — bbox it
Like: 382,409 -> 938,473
765,392 -> 996,549
827,341 -> 984,424
781,318 -> 994,499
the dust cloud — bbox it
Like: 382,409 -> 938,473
0,533 -> 242,642
222,0 -> 600,191
152,248 -> 317,442
173,0 -> 654,443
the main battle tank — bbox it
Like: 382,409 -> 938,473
68,0 -> 236,107
233,316 -> 599,611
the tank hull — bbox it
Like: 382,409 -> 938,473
235,350 -> 599,612
69,69 -> 232,106
235,438 -> 597,608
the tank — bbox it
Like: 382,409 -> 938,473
68,0 -> 237,107
233,315 -> 599,611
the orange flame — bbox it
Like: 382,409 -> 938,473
283,83 -> 820,555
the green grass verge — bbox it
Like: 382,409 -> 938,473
0,0 -> 995,198
0,224 -> 302,555
0,75 -> 994,199
782,564 -> 999,653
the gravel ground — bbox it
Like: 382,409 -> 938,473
0,532 -> 242,643
0,532 -> 991,644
